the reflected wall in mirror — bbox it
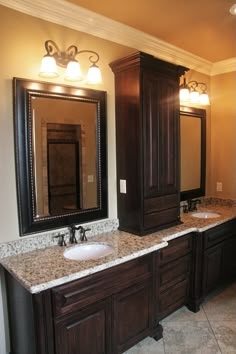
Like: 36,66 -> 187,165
14,78 -> 107,235
180,106 -> 206,201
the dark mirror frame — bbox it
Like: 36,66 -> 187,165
13,77 -> 107,235
180,105 -> 206,201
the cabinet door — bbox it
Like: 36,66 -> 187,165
222,236 -> 236,279
54,299 -> 111,354
204,244 -> 223,294
143,70 -> 179,199
112,280 -> 152,354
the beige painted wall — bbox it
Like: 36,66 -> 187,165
210,72 -> 236,198
0,4 -> 134,244
0,6 -> 134,352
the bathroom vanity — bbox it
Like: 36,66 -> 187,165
2,204 -> 236,354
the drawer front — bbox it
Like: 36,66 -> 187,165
160,234 -> 192,265
204,219 -> 236,249
160,254 -> 191,292
52,254 -> 153,318
158,278 -> 189,320
144,194 -> 178,214
143,207 -> 178,229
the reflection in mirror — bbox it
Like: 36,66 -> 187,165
14,78 -> 107,235
32,97 -> 97,217
180,106 -> 206,201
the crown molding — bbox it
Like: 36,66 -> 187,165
211,58 -> 236,76
0,0 -> 235,76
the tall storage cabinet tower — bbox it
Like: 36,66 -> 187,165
110,52 -> 187,235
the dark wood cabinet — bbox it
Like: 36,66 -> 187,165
55,299 -> 112,354
156,233 -> 193,320
110,52 -> 187,235
4,219 -> 236,353
202,219 -> 236,296
113,279 -> 153,353
5,253 -> 162,354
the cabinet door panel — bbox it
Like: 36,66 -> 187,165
222,236 -> 236,279
113,280 -> 152,353
204,245 -> 223,294
55,299 -> 111,354
143,71 -> 179,198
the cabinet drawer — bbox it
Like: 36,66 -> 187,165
144,194 -> 178,214
160,234 -> 192,265
160,254 -> 191,291
204,219 -> 236,249
52,254 -> 153,318
144,207 -> 179,229
158,278 -> 189,320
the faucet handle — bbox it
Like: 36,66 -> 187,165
79,227 -> 91,242
54,233 -> 66,246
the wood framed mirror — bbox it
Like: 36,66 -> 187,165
180,106 -> 206,201
13,78 -> 107,235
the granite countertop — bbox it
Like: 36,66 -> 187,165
1,202 -> 236,294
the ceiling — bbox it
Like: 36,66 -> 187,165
66,0 -> 236,62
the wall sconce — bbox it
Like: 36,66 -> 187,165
179,77 -> 210,105
39,40 -> 102,84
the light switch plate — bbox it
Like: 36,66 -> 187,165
120,179 -> 127,194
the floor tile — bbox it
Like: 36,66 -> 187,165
162,321 -> 221,354
210,321 -> 236,353
202,283 -> 236,321
124,336 -> 165,353
162,305 -> 208,323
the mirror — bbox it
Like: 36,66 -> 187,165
13,78 -> 107,235
180,106 -> 206,201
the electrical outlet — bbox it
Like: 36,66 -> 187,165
216,182 -> 223,192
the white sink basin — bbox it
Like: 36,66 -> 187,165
191,211 -> 221,219
64,243 -> 115,261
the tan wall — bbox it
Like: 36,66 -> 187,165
210,72 -> 236,198
0,4 -> 134,244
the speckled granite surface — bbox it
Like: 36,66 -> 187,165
0,218 -> 119,259
1,202 -> 236,294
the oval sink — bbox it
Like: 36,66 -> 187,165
191,211 -> 221,219
64,243 -> 115,261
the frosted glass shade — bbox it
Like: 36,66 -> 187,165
179,87 -> 190,101
199,93 -> 210,105
189,90 -> 200,103
39,56 -> 58,78
86,64 -> 102,84
65,60 -> 83,81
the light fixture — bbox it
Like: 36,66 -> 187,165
39,40 -> 102,84
229,3 -> 236,15
179,78 -> 210,105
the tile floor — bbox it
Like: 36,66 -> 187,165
125,282 -> 236,353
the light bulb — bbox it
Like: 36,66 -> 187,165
39,55 -> 58,78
